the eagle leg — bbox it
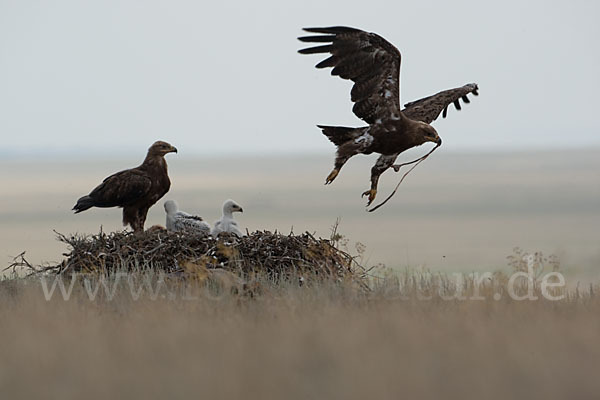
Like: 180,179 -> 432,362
363,154 -> 399,206
325,169 -> 339,185
126,206 -> 149,233
136,208 -> 150,233
131,217 -> 144,233
326,141 -> 364,185
362,189 -> 377,206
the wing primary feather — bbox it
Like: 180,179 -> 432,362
302,26 -> 361,34
298,45 -> 333,54
298,35 -> 335,43
298,26 -> 402,124
453,100 -> 461,111
461,95 -> 470,103
315,56 -> 337,68
442,107 -> 448,118
472,89 -> 479,96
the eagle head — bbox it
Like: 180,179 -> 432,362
223,199 -> 244,214
164,200 -> 179,214
417,122 -> 441,145
149,141 -> 178,156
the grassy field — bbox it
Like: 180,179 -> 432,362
0,272 -> 598,400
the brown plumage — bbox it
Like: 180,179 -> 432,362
299,26 -> 479,206
73,141 -> 177,232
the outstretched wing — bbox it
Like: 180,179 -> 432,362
299,26 -> 402,124
402,83 -> 479,124
89,169 -> 152,207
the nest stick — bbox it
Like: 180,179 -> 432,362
367,142 -> 441,212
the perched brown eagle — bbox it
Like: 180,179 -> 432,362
73,141 -> 177,232
299,26 -> 479,206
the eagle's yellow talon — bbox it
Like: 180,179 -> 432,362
362,189 -> 377,206
325,169 -> 339,185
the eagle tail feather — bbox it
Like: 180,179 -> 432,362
317,125 -> 363,147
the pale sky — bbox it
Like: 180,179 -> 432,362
1,0 -> 599,157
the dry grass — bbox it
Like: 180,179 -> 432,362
0,269 -> 599,400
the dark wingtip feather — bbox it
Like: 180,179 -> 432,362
461,95 -> 470,103
472,89 -> 479,96
298,45 -> 333,54
298,35 -> 335,43
315,55 -> 337,69
302,26 -> 361,34
453,100 -> 461,111
442,107 -> 448,118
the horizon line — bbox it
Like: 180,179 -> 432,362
1,144 -> 599,161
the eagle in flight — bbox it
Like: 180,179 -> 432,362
73,141 -> 177,232
298,26 -> 479,206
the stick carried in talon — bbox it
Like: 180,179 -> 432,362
368,141 -> 441,212
390,143 -> 440,173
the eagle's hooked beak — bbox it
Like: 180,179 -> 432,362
436,137 -> 442,145
170,146 -> 178,154
238,207 -> 244,213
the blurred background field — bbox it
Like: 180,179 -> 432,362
2,148 -> 599,281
